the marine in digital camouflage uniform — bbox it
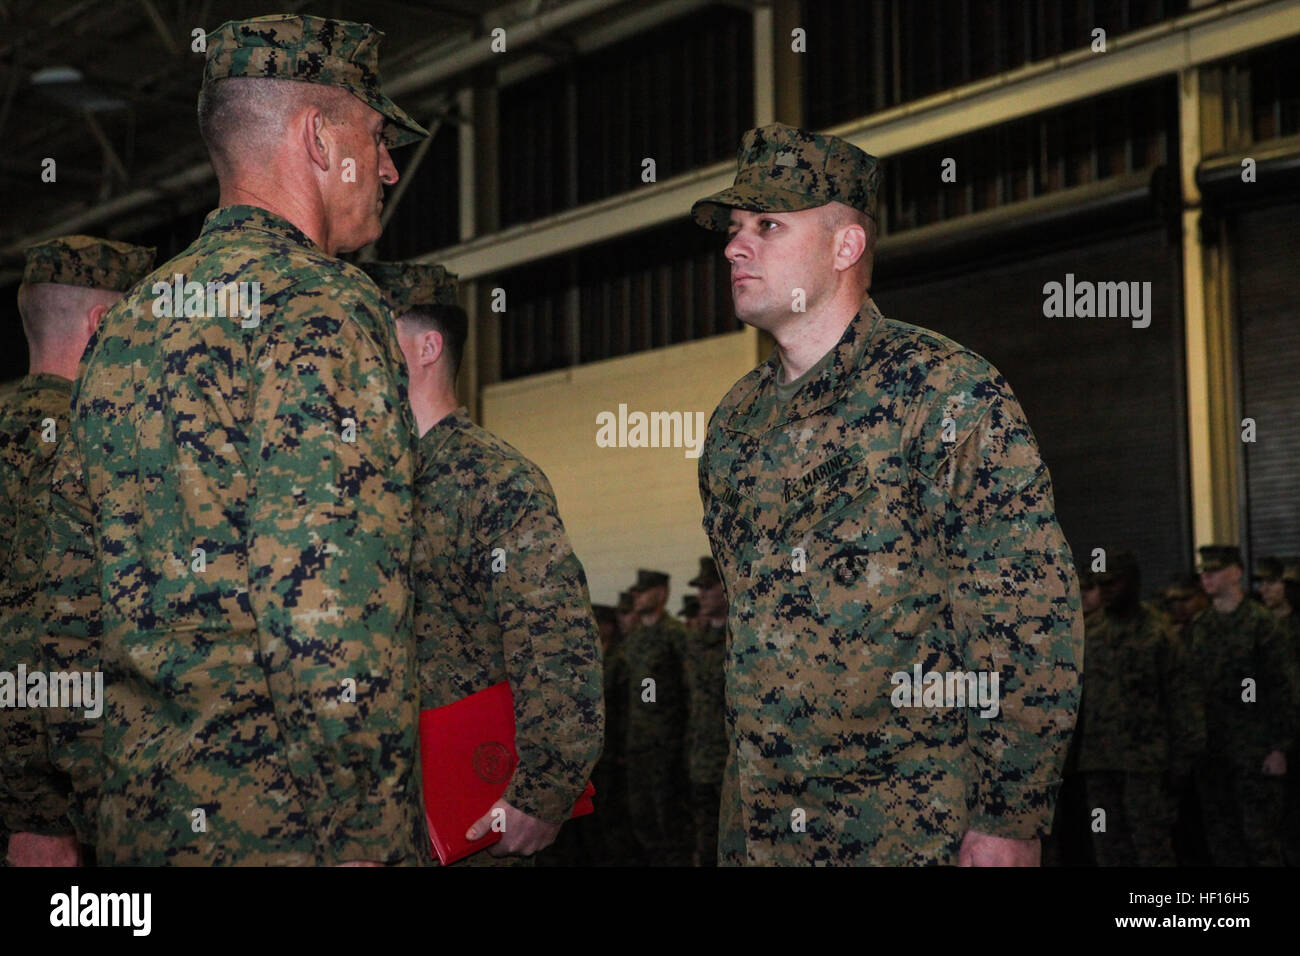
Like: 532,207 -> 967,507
553,604 -> 630,865
1045,566 -> 1101,867
362,260 -> 604,867
1158,574 -> 1206,639
1075,551 -> 1204,866
623,568 -> 693,866
1272,558 -> 1300,865
1190,546 -> 1297,866
693,123 -> 1083,866
680,593 -> 701,628
38,15 -> 429,866
597,589 -> 641,864
616,588 -> 638,640
1255,556 -> 1294,622
684,556 -> 728,866
1,237 -> 154,867
1154,571 -> 1213,864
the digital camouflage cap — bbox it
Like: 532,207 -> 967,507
202,14 -> 428,148
1254,556 -> 1285,582
1162,574 -> 1202,600
592,604 -> 618,629
630,569 -> 669,593
692,123 -> 881,232
1197,545 -> 1242,572
1282,559 -> 1300,585
359,261 -> 459,316
22,235 -> 156,292
688,556 -> 720,588
1094,549 -> 1138,585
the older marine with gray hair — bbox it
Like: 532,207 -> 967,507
38,13 -> 429,866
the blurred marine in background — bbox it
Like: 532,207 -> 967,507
1,236 -> 153,867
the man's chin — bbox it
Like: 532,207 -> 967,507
335,224 -> 382,256
733,303 -> 782,332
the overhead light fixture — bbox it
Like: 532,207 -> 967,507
31,66 -> 127,112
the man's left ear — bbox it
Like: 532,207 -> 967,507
835,224 -> 868,272
422,327 -> 446,367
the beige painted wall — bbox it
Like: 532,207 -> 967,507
481,327 -> 760,609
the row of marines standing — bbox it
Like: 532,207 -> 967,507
1051,547 -> 1300,867
547,563 -> 730,867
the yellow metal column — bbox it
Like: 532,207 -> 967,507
1180,62 -> 1241,551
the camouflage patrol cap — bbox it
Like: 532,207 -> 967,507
1095,549 -> 1138,585
592,604 -> 618,629
22,235 -> 156,292
1162,574 -> 1203,600
359,261 -> 459,316
630,569 -> 669,593
680,594 -> 701,619
688,556 -> 720,588
617,590 -> 635,613
1197,545 -> 1242,572
1254,556 -> 1285,582
692,123 -> 881,232
202,15 -> 428,148
1282,559 -> 1300,584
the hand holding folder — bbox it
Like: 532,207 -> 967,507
419,681 -> 595,865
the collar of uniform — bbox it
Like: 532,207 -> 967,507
200,204 -> 321,252
418,405 -> 473,458
726,293 -> 883,436
17,371 -> 72,394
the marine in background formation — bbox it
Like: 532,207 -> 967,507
1,236 -> 154,867
1252,555 -> 1300,865
622,568 -> 692,865
1074,551 -> 1204,866
1189,546 -> 1297,866
684,556 -> 728,866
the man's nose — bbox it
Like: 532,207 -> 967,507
724,230 -> 751,263
379,144 -> 399,186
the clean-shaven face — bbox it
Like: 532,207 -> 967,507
1199,565 -> 1238,597
724,207 -> 837,334
697,581 -> 726,617
328,100 -> 398,253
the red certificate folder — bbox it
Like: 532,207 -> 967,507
418,680 -> 595,865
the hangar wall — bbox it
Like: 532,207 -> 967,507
482,325 -> 760,606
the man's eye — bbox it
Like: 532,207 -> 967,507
759,219 -> 778,231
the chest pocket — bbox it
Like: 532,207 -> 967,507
781,452 -> 914,628
780,448 -> 877,542
705,477 -> 759,590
